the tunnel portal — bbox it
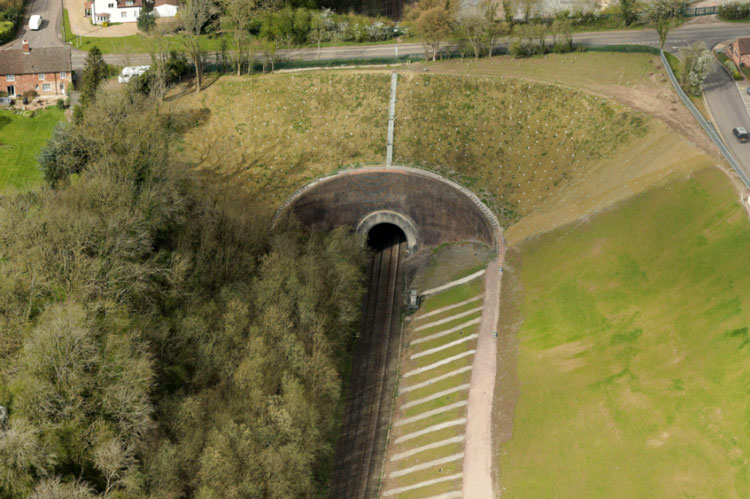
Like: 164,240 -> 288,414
274,166 -> 500,256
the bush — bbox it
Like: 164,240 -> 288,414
718,2 -> 750,21
22,89 -> 38,101
56,98 -> 66,109
0,20 -> 13,43
724,59 -> 744,80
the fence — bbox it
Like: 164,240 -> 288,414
683,6 -> 718,17
660,49 -> 750,187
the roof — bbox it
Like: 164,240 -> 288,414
154,0 -> 178,6
0,46 -> 72,75
117,0 -> 144,7
737,37 -> 750,55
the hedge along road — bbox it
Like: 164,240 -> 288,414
62,22 -> 750,69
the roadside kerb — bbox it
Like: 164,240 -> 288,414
661,49 -> 750,187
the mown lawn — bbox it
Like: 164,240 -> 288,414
0,108 -> 64,190
498,167 -> 750,498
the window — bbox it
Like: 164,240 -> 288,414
108,3 -> 114,7
121,11 -> 126,18
60,71 -> 67,78
126,0 -> 134,5
38,73 -> 45,80
60,83 -> 65,92
42,83 -> 51,92
5,74 -> 13,81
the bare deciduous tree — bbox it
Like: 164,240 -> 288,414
179,0 -> 214,92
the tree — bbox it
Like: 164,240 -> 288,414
93,439 -> 135,497
519,0 -> 541,22
179,0 -> 214,93
620,0 -> 638,26
456,8 -> 488,59
644,0 -> 683,49
80,46 -> 108,107
415,6 -> 453,61
220,0 -> 257,75
309,10 -> 328,61
679,41 -> 713,96
502,0 -> 518,27
137,8 -> 156,32
481,0 -> 504,57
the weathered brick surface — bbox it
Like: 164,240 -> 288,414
2,72 -> 70,97
280,167 -> 499,251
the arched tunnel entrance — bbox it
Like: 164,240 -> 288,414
274,166 -> 502,498
366,223 -> 406,252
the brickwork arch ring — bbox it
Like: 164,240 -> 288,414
356,210 -> 419,256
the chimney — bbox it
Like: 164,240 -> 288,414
22,40 -> 29,54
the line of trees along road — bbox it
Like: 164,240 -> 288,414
0,88 -> 367,497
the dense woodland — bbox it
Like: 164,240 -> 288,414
0,89 -> 366,497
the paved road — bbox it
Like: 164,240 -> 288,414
2,0 -> 63,50
702,59 -> 750,182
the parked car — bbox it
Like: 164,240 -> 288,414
733,127 -> 750,143
118,66 -> 150,84
29,15 -> 42,31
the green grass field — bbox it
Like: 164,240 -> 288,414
0,108 -> 64,190
497,167 -> 750,498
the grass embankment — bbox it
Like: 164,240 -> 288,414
496,167 -> 750,498
381,276 -> 486,498
184,53 -> 716,240
0,108 -> 64,190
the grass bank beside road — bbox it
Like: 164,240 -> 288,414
0,108 -> 64,190
497,167 -> 750,497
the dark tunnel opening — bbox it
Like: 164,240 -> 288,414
367,223 -> 406,251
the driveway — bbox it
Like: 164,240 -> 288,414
63,0 -> 140,37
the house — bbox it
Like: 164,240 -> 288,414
0,41 -> 72,98
729,37 -> 750,68
89,0 -> 178,25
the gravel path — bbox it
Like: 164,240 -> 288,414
463,238 -> 505,499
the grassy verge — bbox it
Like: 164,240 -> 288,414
497,167 -> 750,497
0,108 -> 64,190
421,280 -> 485,313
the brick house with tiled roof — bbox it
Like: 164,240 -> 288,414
729,37 -> 750,68
0,41 -> 72,98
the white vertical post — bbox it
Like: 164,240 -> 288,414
386,72 -> 398,167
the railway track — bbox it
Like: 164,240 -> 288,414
330,230 -> 405,499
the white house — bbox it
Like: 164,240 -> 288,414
89,0 -> 177,25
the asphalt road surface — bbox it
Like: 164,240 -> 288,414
703,59 -> 750,183
3,0 -> 63,50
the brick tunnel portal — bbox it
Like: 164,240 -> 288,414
274,165 -> 500,498
274,166 -> 500,256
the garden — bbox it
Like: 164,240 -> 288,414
0,107 -> 65,190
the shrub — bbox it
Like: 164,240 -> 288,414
0,20 -> 13,43
56,98 -> 66,109
723,59 -> 743,80
22,89 -> 38,101
718,2 -> 750,21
